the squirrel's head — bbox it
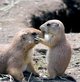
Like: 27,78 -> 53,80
13,28 -> 42,49
40,19 -> 65,35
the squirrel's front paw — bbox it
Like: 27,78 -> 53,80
22,77 -> 27,82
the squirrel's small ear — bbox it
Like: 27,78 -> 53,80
53,23 -> 59,27
56,23 -> 59,27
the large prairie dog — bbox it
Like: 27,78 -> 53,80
0,28 -> 42,82
39,20 -> 72,78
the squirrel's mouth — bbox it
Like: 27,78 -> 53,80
34,38 -> 39,44
42,31 -> 47,38
34,35 -> 40,44
42,31 -> 45,38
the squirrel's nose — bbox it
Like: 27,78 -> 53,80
39,25 -> 45,31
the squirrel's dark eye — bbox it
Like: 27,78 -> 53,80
32,32 -> 37,36
22,37 -> 26,40
47,23 -> 51,26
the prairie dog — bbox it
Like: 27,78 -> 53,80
0,28 -> 42,82
39,20 -> 72,78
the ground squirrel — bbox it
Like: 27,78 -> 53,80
0,28 -> 42,82
39,20 -> 72,78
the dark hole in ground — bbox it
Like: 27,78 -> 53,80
30,0 -> 80,33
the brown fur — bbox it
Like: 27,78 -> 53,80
39,20 -> 72,78
0,28 -> 42,82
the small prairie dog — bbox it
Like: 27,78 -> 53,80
39,20 -> 72,78
0,28 -> 42,82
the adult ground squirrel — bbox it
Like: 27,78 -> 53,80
39,20 -> 72,78
0,28 -> 42,82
